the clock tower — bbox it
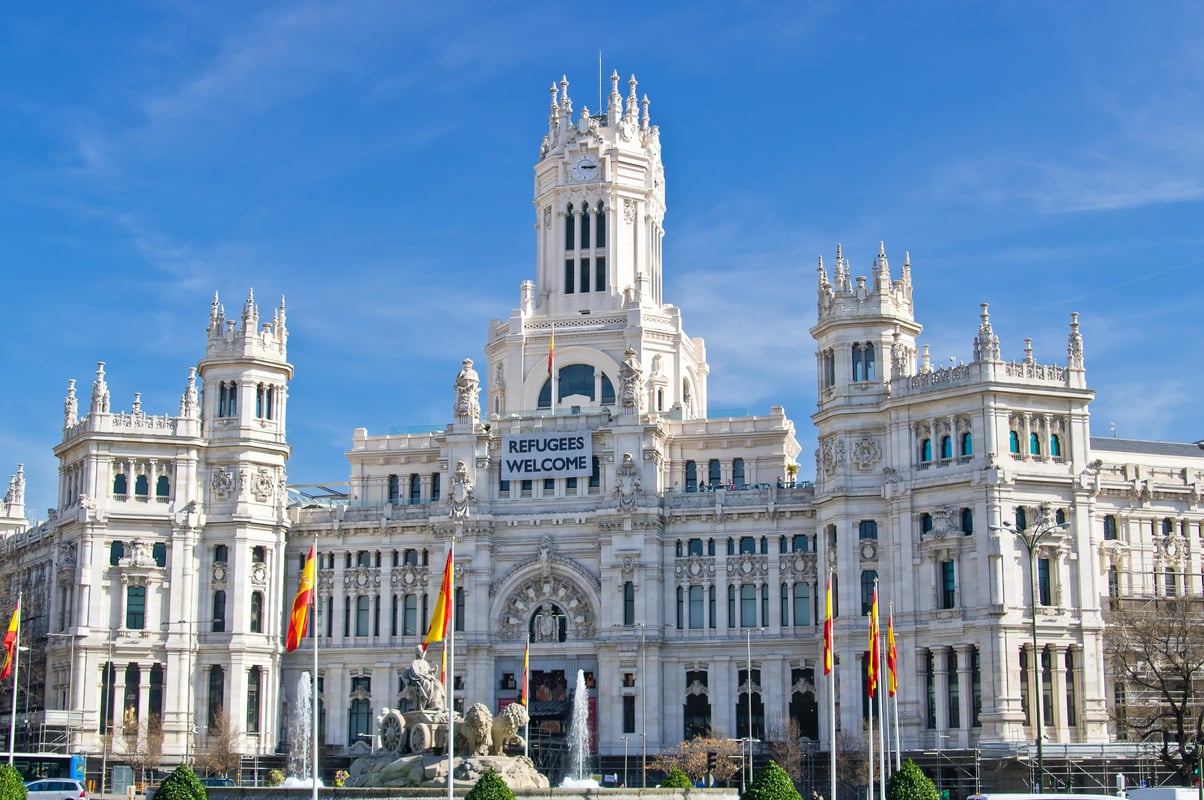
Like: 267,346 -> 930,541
485,72 -> 708,418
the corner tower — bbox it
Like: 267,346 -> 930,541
485,72 -> 708,419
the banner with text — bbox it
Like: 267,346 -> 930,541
501,429 -> 593,480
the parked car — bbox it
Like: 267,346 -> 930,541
199,777 -> 235,788
24,779 -> 87,800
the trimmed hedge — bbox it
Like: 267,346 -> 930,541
154,765 -> 207,800
0,765 -> 28,800
465,769 -> 515,800
660,767 -> 693,788
886,759 -> 939,800
742,760 -> 801,800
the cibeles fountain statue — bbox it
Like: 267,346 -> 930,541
344,646 -> 549,789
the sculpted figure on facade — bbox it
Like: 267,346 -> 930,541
449,460 -> 474,519
618,347 -> 643,412
535,603 -> 561,642
615,452 -> 642,510
453,357 -> 480,423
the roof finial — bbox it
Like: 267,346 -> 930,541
640,94 -> 650,130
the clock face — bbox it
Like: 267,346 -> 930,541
570,156 -> 599,182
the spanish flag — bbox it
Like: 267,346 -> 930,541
822,574 -> 833,676
1,596 -> 19,681
886,608 -> 898,698
423,549 -> 454,653
285,545 -> 316,652
867,585 -> 879,697
547,326 -> 555,377
520,638 -> 530,705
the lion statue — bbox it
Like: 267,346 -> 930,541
457,702 -> 494,756
489,702 -> 529,755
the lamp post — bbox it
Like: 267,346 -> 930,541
636,622 -> 647,789
167,619 -> 196,765
992,507 -> 1068,792
621,735 -> 630,787
746,628 -> 754,789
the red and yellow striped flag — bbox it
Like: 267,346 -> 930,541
1,596 -> 20,681
423,550 -> 454,653
547,326 -> 555,376
822,574 -> 833,675
887,608 -> 898,697
285,545 -> 316,652
521,638 -> 530,705
867,586 -> 879,697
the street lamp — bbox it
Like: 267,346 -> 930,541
744,628 -> 764,788
634,623 -> 647,788
992,506 -> 1069,792
620,735 -> 630,787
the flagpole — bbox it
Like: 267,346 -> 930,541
890,603 -> 900,772
877,613 -> 887,800
312,537 -> 319,800
523,634 -> 530,760
6,592 -> 21,765
446,536 -> 457,800
867,620 -> 874,800
550,325 -> 557,410
825,572 -> 836,800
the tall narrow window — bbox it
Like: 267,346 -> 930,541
1107,565 -> 1119,598
388,475 -> 400,504
409,474 -> 421,504
215,544 -> 228,563
1037,558 -> 1051,606
858,520 -> 878,540
925,652 -> 936,729
920,439 -> 932,463
793,583 -> 811,626
1065,649 -> 1077,726
961,432 -> 973,456
940,436 -> 952,459
860,570 -> 878,615
1015,506 -> 1027,530
565,259 -> 575,294
1050,434 -> 1062,457
110,541 -> 125,566
579,256 -> 590,294
564,204 -> 575,250
947,650 -> 960,728
740,584 -> 756,627
864,343 -> 875,380
595,203 -> 606,248
921,513 -> 933,535
852,344 -> 864,382
348,677 -> 372,746
208,665 -> 225,731
250,591 -> 263,633
709,585 -> 717,628
940,561 -> 956,609
155,476 -> 170,499
708,459 -> 722,486
689,586 -> 704,629
247,666 -> 261,733
1103,515 -> 1118,541
685,461 -> 697,492
961,508 -> 974,534
1029,432 -> 1041,456
580,203 -> 591,255
676,587 -> 684,629
971,647 -> 982,727
623,582 -> 635,626
403,595 -> 417,636
590,456 -> 600,489
126,586 -> 146,629
595,256 -> 606,292
212,590 -> 226,632
134,475 -> 149,497
356,596 -> 370,636
1009,431 -> 1020,454
732,458 -> 745,488
431,473 -> 441,502
113,474 -> 128,496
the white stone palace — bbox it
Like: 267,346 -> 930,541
2,71 -> 1202,793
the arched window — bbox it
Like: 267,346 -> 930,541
675,540 -> 683,557
155,475 -> 170,499
564,204 -> 575,250
792,534 -> 809,553
1009,431 -> 1020,454
940,436 -> 952,460
1055,508 -> 1067,526
1162,518 -> 1174,536
708,459 -> 722,486
920,439 -> 933,463
214,544 -> 228,563
580,202 -> 591,256
110,541 -> 124,566
250,591 -> 263,633
961,432 -> 973,457
1050,434 -> 1062,457
212,590 -> 226,632
1029,432 -> 1041,456
1103,515 -> 1118,540
113,474 -> 128,496
134,475 -> 149,497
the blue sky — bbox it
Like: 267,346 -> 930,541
2,2 -> 1202,519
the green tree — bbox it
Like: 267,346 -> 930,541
154,765 -> 207,800
742,760 -> 801,800
465,769 -> 515,800
885,760 -> 939,800
660,767 -> 693,788
0,764 -> 28,800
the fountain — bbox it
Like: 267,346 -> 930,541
559,669 -> 598,788
283,672 -> 322,788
